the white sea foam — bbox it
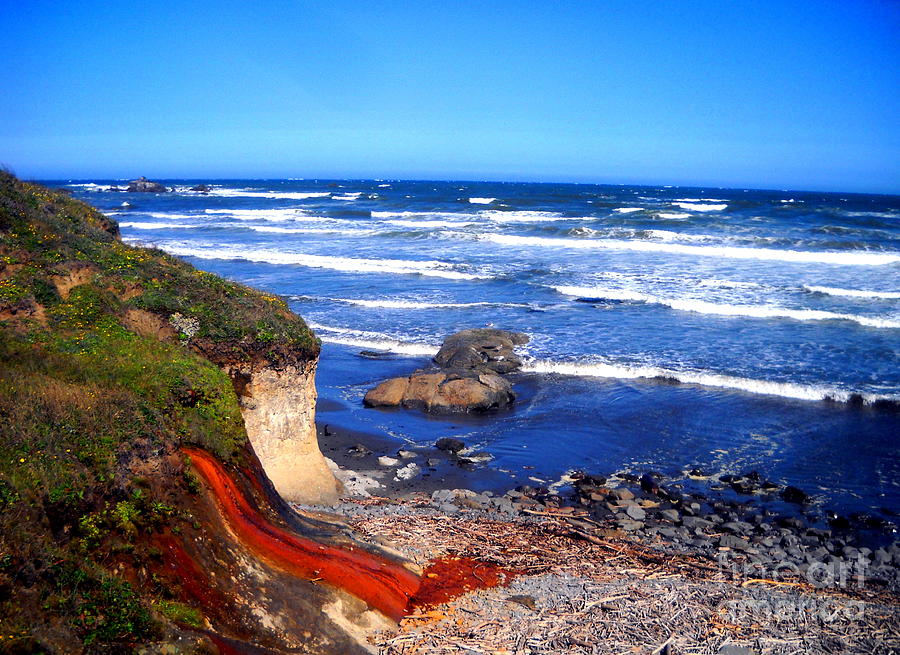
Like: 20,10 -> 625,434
206,188 -> 331,200
551,285 -> 900,328
325,297 -> 525,310
698,278 -> 763,289
332,192 -> 362,201
644,230 -> 716,242
386,219 -> 471,229
306,323 -> 440,356
480,210 -> 567,223
521,358 -> 892,404
673,202 -> 728,212
479,233 -> 900,266
613,207 -> 644,214
803,285 -> 900,300
655,212 -> 692,219
675,198 -> 728,202
377,183 -> 391,188
137,212 -> 194,220
118,222 -> 199,230
66,183 -> 109,190
203,208 -> 318,222
240,225 -> 370,236
158,243 -> 484,280
372,210 -> 474,221
469,197 -> 497,204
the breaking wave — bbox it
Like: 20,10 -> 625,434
551,285 -> 900,328
521,358 -> 896,404
479,233 -> 900,266
205,188 -> 331,200
153,243 -> 486,280
203,208 -> 318,222
673,202 -> 728,212
802,285 -> 900,300
306,323 -> 440,356
320,297 -> 527,309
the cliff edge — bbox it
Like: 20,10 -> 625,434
0,172 -> 418,653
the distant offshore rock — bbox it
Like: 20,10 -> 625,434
125,176 -> 168,192
190,183 -> 211,193
364,328 -> 528,414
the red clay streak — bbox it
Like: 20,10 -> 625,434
183,447 -> 420,621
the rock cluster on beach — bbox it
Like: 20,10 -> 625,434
320,425 -> 900,591
364,328 -> 528,413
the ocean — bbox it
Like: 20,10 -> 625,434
57,179 -> 900,520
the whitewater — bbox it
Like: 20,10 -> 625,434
61,178 -> 900,517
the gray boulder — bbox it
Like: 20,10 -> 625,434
433,328 -> 529,374
364,328 -> 528,414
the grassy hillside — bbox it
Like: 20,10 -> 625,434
0,172 -> 321,652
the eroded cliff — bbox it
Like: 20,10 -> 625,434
0,172 -> 415,653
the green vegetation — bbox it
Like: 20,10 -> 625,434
0,171 -> 319,651
0,170 -> 318,357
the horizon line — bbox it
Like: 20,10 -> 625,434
29,174 -> 900,199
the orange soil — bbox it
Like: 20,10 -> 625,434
184,447 -> 420,621
411,555 -> 517,609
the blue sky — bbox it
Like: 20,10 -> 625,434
2,1 -> 898,193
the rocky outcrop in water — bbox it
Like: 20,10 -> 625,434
364,329 -> 528,413
126,176 -> 168,192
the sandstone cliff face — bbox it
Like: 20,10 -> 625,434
229,360 -> 342,505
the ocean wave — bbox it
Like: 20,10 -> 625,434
551,285 -> 900,328
673,202 -> 728,212
306,323 -> 440,356
240,225 -> 371,236
803,285 -> 900,300
157,243 -> 485,280
206,188 -> 331,200
698,278 -> 762,289
372,210 -> 474,221
613,207 -> 643,214
643,229 -> 716,243
674,197 -> 728,202
480,210 -> 567,223
66,183 -> 110,190
144,212 -> 200,220
118,222 -> 199,230
385,219 -> 472,229
520,358 -> 895,404
655,212 -> 692,219
332,192 -> 362,201
479,233 -> 900,266
323,297 -> 526,309
469,197 -> 497,204
203,208 -> 318,222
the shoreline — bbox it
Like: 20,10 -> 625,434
316,418 -> 900,579
306,419 -> 900,653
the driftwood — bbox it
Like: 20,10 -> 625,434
343,496 -> 900,655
